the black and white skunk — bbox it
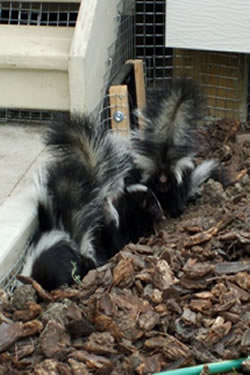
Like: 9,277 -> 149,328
131,77 -> 229,217
43,113 -> 163,253
21,113 -> 163,290
20,164 -> 98,291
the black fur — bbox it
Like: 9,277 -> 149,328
94,186 -> 164,265
131,77 -> 229,217
31,239 -> 95,292
21,113 -> 162,291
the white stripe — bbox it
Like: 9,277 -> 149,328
172,156 -> 194,185
126,184 -> 148,193
79,229 -> 97,265
21,230 -> 73,277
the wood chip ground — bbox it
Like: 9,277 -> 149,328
0,120 -> 249,374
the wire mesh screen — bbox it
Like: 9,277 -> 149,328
134,0 -> 248,121
1,0 -> 248,124
174,50 -> 246,120
135,0 -> 173,87
0,240 -> 31,292
93,0 -> 136,132
0,2 -> 79,26
0,108 -> 69,124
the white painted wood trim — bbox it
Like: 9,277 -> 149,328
166,0 -> 250,53
69,0 -> 121,113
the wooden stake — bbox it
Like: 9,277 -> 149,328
126,59 -> 146,129
109,84 -> 130,136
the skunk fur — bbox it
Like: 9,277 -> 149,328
21,229 -> 95,291
131,78 -> 228,217
94,185 -> 165,265
21,113 -> 163,291
43,113 -> 133,230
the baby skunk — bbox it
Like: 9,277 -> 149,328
44,112 -> 164,257
21,113 -> 163,290
131,77 -> 228,217
20,166 -> 97,291
21,113 -> 131,290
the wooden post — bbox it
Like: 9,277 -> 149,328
109,84 -> 130,136
126,59 -> 146,128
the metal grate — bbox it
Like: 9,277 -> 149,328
0,108 -> 69,124
0,2 -> 79,26
107,5 -> 135,86
94,0 -> 136,131
174,49 -> 246,120
0,0 -> 249,125
134,0 -> 248,120
135,0 -> 173,87
0,242 -> 30,292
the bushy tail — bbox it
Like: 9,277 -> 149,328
45,113 -> 132,201
45,113 -> 101,169
131,78 -> 206,181
136,77 -> 206,148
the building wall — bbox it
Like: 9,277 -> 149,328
166,0 -> 250,54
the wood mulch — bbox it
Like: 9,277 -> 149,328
0,119 -> 249,375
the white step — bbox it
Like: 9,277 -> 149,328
0,0 -> 123,114
0,25 -> 74,111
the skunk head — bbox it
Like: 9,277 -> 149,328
114,184 -> 164,244
126,184 -> 165,222
21,230 -> 94,291
131,133 -> 196,217
31,241 -> 83,291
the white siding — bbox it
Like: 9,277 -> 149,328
166,0 -> 250,53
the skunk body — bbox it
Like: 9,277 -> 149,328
131,78 -> 228,217
21,113 -> 163,290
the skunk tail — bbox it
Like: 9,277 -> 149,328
45,113 -> 133,227
135,77 -> 206,148
45,113 -> 131,198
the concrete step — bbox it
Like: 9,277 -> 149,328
0,25 -> 74,111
